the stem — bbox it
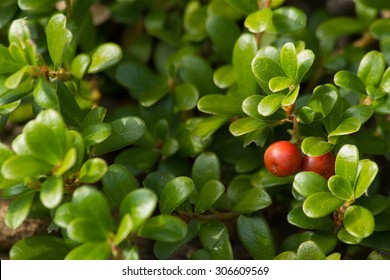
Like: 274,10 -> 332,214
255,0 -> 272,48
65,0 -> 72,17
291,114 -> 300,144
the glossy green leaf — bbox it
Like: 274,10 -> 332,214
114,214 -> 133,245
66,242 -> 111,260
355,159 -> 378,198
138,215 -> 187,242
183,1 -> 207,41
82,106 -> 107,128
88,43 -> 122,73
103,164 -> 138,207
159,176 -> 194,214
344,205 -> 375,238
8,18 -> 30,46
308,84 -> 338,119
342,105 -> 373,125
229,117 -> 266,136
359,194 -> 389,216
67,218 -> 109,243
93,117 -> 146,155
199,220 -> 229,251
334,70 -> 366,94
120,188 -> 157,231
269,76 -> 293,92
335,144 -> 359,186
328,117 -> 361,138
18,0 -> 58,10
328,175 -> 353,200
232,187 -> 272,213
282,84 -> 300,106
297,241 -> 326,260
251,168 -> 294,188
5,191 -> 35,229
280,42 -> 297,79
10,236 -> 69,260
173,82 -> 199,111
213,65 -> 235,89
5,65 -> 29,89
210,239 -> 233,260
81,123 -> 111,147
233,33 -> 258,98
46,14 -> 73,69
195,180 -> 225,214
40,176 -> 63,209
297,49 -> 315,82
224,0 -> 257,14
53,202 -> 73,228
0,44 -> 21,74
237,214 -> 276,259
274,251 -> 298,260
359,0 -> 390,10
1,155 -> 52,180
143,172 -> 175,197
258,94 -> 284,116
337,228 -> 362,244
244,8 -> 272,33
56,81 -> 83,128
71,54 -> 91,79
114,147 -> 159,176
269,6 -> 306,34
79,158 -> 107,184
301,137 -> 334,157
303,192 -> 345,218
358,51 -> 385,87
33,78 -> 58,108
288,207 -> 333,230
293,171 -> 328,198
198,94 -> 242,115
192,152 -> 220,190
242,95 -> 286,120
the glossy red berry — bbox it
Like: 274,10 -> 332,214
264,141 -> 302,177
301,152 -> 335,179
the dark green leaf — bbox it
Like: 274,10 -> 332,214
114,147 -> 159,176
192,152 -> 220,190
288,207 -> 333,230
232,187 -> 272,213
237,214 -> 276,259
358,51 -> 385,87
198,94 -> 243,115
143,171 -> 175,197
195,180 -> 225,213
229,117 -> 266,136
371,19 -> 390,39
334,70 -> 366,94
303,192 -> 345,218
358,0 -> 390,9
224,0 -> 257,14
5,191 -> 35,229
159,176 -> 194,214
57,81 -> 83,128
93,117 -> 146,155
173,82 -> 199,111
293,171 -> 328,198
67,218 -> 109,243
308,84 -> 338,119
10,236 -> 69,260
269,6 -> 306,34
199,220 -> 229,251
138,215 -> 187,242
33,78 -> 58,108
0,44 -> 21,74
65,242 -> 111,260
344,205 -> 375,238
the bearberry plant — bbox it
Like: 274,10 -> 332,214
0,0 -> 389,260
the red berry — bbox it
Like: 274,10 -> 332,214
264,141 -> 302,177
302,152 -> 335,179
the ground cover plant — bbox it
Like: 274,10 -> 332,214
0,0 -> 389,260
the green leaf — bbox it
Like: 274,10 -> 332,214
280,42 -> 297,79
334,71 -> 366,94
288,207 -> 333,230
66,242 -> 111,260
355,159 -> 378,198
358,51 -> 385,87
114,214 -> 133,245
120,188 -> 157,231
274,251 -> 297,260
337,228 -> 362,244
297,241 -> 326,260
328,117 -> 361,138
198,94 -> 242,115
335,144 -> 359,187
72,186 -> 114,231
159,176 -> 194,214
10,236 -> 69,260
242,95 -> 286,120
79,158 -> 107,184
232,187 -> 272,213
371,18 -> 390,40
71,54 -> 91,79
297,49 -> 315,82
18,0 -> 58,10
282,84 -> 300,106
359,194 -> 389,216
5,65 -> 29,89
328,175 -> 353,200
301,137 -> 334,156
93,117 -> 146,155
269,6 -> 306,34
237,214 -> 276,259
46,14 -> 73,69
103,164 -> 138,207
138,215 -> 187,242
213,65 -> 235,89
359,0 -> 390,10
67,218 -> 109,243
269,76 -> 293,92
308,84 -> 338,119
114,147 -> 159,176
56,81 -> 83,128
258,94 -> 284,116
195,180 -> 225,214
344,205 -> 375,238
192,152 -> 220,190
224,0 -> 257,14
0,44 -> 21,74
244,8 -> 272,33
303,192 -> 345,218
5,191 -> 35,229
233,33 -> 258,98
342,105 -> 373,125
210,239 -> 233,260
8,18 -> 31,46
199,220 -> 229,251
40,176 -> 63,209
82,106 -> 107,128
81,123 -> 111,147
33,78 -> 58,108
173,82 -> 199,111
229,117 -> 266,137
293,171 -> 328,198
87,43 -> 122,73
54,202 -> 73,228
1,155 -> 52,180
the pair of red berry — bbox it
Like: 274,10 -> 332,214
264,141 -> 335,179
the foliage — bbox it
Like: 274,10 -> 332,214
0,0 -> 390,260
